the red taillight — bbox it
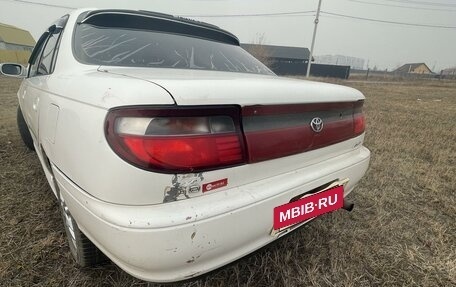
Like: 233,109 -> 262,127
353,114 -> 365,135
353,100 -> 365,136
105,106 -> 246,173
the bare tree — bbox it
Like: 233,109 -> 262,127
243,34 -> 273,68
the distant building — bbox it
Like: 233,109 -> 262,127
241,43 -> 350,79
315,55 -> 365,70
394,63 -> 433,74
441,67 -> 456,76
241,43 -> 312,64
0,23 -> 35,64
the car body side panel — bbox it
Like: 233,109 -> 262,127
34,73 -> 175,204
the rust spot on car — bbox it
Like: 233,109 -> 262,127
166,247 -> 178,253
186,254 -> 201,264
163,173 -> 204,203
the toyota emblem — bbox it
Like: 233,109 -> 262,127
310,117 -> 323,133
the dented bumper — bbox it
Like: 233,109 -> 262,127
53,146 -> 370,283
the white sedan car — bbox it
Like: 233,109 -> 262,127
1,9 -> 370,282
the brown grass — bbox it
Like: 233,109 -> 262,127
0,77 -> 455,286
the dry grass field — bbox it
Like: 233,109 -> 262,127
0,77 -> 455,287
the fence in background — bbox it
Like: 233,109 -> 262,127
270,62 -> 351,79
350,69 -> 456,81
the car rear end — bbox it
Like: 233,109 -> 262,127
52,9 -> 370,282
54,89 -> 370,282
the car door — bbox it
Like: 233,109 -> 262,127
21,22 -> 65,142
19,32 -> 48,141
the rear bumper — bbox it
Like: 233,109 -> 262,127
53,146 -> 370,282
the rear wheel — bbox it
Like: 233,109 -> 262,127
59,195 -> 107,267
16,106 -> 35,151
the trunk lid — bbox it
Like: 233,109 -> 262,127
100,67 -> 364,105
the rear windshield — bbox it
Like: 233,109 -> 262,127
73,24 -> 274,75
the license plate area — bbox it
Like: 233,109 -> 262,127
288,179 -> 341,203
272,179 -> 348,234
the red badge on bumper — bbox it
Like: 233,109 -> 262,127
273,186 -> 344,230
203,178 -> 228,192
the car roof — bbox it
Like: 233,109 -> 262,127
76,9 -> 240,46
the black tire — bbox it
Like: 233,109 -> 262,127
16,106 -> 35,151
59,197 -> 107,267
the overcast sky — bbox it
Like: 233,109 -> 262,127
0,0 -> 455,71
